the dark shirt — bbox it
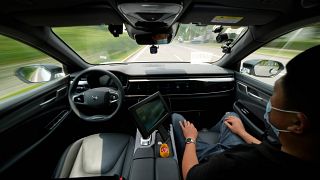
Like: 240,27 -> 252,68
187,142 -> 316,180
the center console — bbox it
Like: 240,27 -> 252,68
128,91 -> 181,180
129,125 -> 180,180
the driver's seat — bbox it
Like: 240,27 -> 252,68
53,133 -> 134,178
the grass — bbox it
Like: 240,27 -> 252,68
0,36 -> 46,66
20,66 -> 36,80
53,26 -> 140,64
0,26 -> 141,66
266,39 -> 320,51
255,48 -> 302,59
0,83 -> 44,101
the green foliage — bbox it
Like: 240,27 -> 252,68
0,35 -> 45,66
176,24 -> 212,41
53,26 -> 140,64
256,48 -> 301,59
0,83 -> 44,101
266,40 -> 320,51
20,66 -> 35,80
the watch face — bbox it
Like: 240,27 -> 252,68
185,138 -> 195,144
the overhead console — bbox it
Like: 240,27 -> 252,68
116,0 -> 187,45
117,1 -> 183,30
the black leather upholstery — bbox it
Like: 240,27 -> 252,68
53,133 -> 134,178
198,130 -> 219,145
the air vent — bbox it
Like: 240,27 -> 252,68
126,78 -> 234,95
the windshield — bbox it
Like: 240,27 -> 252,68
53,24 -> 246,64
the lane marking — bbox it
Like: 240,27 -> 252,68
126,46 -> 148,62
173,44 -> 221,58
174,55 -> 184,61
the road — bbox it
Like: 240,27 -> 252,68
126,42 -> 224,63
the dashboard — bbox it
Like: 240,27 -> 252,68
70,62 -> 236,119
73,63 -> 235,98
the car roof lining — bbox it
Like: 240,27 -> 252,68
12,6 -> 124,27
0,0 -> 299,27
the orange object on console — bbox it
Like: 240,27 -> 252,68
160,143 -> 170,158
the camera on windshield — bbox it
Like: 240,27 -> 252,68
150,45 -> 158,54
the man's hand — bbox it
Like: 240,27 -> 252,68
224,116 -> 261,144
179,120 -> 198,140
179,120 -> 199,180
224,116 -> 246,135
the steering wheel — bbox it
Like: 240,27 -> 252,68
68,68 -> 124,122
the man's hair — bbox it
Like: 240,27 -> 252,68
282,45 -> 320,129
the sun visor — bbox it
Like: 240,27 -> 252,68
13,6 -> 124,27
180,4 -> 281,26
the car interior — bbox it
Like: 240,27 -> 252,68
0,0 -> 319,179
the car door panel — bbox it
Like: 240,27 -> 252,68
233,72 -> 273,140
0,76 -> 70,173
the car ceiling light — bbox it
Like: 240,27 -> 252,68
118,3 -> 183,29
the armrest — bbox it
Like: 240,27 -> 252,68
156,158 -> 180,180
129,158 -> 154,180
134,147 -> 154,159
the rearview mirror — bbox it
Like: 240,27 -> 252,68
241,59 -> 284,77
16,64 -> 64,83
135,33 -> 172,45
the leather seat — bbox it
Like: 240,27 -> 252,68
53,133 -> 134,178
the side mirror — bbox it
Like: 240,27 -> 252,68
241,59 -> 284,77
15,64 -> 64,83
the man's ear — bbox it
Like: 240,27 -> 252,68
288,113 -> 309,134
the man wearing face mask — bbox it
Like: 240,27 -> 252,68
176,45 -> 320,180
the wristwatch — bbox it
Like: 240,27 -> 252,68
185,137 -> 196,144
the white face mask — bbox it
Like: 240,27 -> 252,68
264,100 -> 298,137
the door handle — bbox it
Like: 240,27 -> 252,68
40,97 -> 56,106
247,92 -> 263,101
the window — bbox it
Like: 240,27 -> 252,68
0,34 -> 65,102
53,24 -> 247,64
240,23 -> 320,86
